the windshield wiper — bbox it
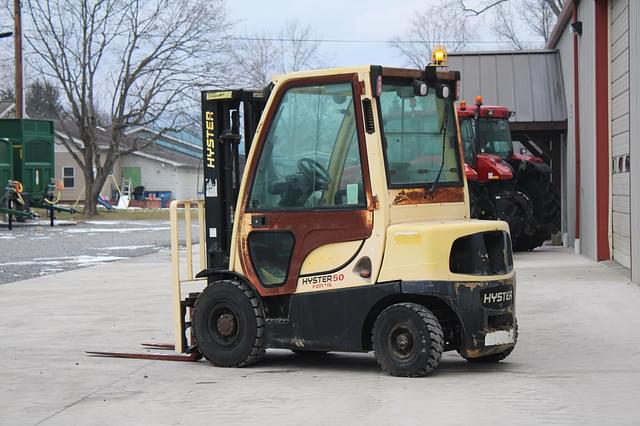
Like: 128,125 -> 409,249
428,105 -> 450,194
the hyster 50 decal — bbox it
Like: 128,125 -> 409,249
300,273 -> 345,290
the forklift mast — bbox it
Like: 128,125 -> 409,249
200,90 -> 267,270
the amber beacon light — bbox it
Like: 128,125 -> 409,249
431,46 -> 448,66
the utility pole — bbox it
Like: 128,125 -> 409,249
14,0 -> 23,119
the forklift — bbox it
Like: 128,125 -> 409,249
184,49 -> 517,376
94,49 -> 517,377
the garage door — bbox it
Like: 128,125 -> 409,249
610,0 -> 631,268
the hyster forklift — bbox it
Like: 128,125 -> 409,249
180,51 -> 517,377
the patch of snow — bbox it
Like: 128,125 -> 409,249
0,235 -> 16,240
1,255 -> 127,266
95,245 -> 155,251
65,226 -> 169,234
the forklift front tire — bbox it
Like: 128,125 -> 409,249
372,303 -> 444,377
193,280 -> 266,368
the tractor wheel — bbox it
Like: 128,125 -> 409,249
494,192 -> 525,241
372,302 -> 444,377
513,230 -> 549,252
517,172 -> 560,235
193,279 -> 266,367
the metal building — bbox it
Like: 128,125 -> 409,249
545,0 -> 639,282
449,0 -> 639,285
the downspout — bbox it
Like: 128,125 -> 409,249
572,1 -> 581,254
594,0 -> 610,261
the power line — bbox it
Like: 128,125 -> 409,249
225,36 -> 543,45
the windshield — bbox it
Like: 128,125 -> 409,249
478,118 -> 513,159
459,117 -> 476,165
379,79 -> 462,187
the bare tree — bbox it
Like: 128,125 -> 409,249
0,0 -> 14,95
25,79 -> 61,119
389,2 -> 472,68
231,30 -> 278,88
491,3 -> 524,49
522,0 -> 557,42
23,0 -> 231,215
231,20 -> 324,88
459,0 -> 564,47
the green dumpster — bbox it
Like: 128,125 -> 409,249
0,119 -> 54,199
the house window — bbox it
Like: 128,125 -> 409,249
63,167 -> 75,189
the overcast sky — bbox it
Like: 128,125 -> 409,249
227,0 -> 447,68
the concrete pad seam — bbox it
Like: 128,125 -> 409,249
32,361 -> 153,426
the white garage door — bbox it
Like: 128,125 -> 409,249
610,0 -> 631,268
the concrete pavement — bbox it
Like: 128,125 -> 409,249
1,247 -> 639,425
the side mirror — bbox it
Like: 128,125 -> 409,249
413,80 -> 428,96
436,84 -> 451,100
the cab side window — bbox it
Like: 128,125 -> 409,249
249,82 -> 365,210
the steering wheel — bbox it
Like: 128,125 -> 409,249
297,158 -> 331,188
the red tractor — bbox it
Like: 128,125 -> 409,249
458,97 -> 560,251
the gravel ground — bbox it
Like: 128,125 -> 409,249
0,220 -> 198,285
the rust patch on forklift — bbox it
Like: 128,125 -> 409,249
392,186 -> 464,205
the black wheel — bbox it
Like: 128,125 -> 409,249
372,303 -> 444,377
193,280 -> 266,367
517,171 -> 560,235
291,350 -> 330,356
513,230 -> 549,252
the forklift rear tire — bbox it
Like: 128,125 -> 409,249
193,280 -> 266,368
372,303 -> 444,377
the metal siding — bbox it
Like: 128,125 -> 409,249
495,55 -> 516,109
579,1 -> 598,260
448,51 -> 567,122
463,56 -> 481,102
512,55 -> 535,122
557,29 -> 575,243
546,52 -> 564,121
610,0 -> 631,269
631,0 -> 640,283
530,54 -> 552,122
479,55 -> 499,104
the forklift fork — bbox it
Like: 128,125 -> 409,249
85,343 -> 201,362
